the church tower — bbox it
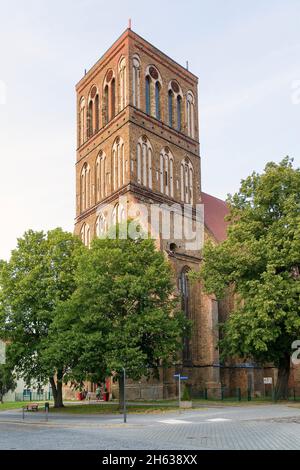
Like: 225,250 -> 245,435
75,28 -> 221,398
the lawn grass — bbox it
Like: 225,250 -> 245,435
1,397 -> 296,414
0,401 -> 37,411
49,403 -> 179,414
0,401 -> 54,412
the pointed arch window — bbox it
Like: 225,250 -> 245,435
111,78 -> 116,119
112,203 -> 125,226
168,90 -> 174,127
145,66 -> 162,119
81,163 -> 91,212
103,70 -> 116,125
95,94 -> 99,131
132,56 -> 140,108
177,96 -> 182,131
145,76 -> 151,115
112,137 -> 125,190
155,82 -> 161,120
95,213 -> 107,237
168,81 -> 183,132
187,91 -> 195,138
136,136 -> 153,189
104,85 -> 109,125
96,151 -> 106,201
180,158 -> 194,204
159,148 -> 174,197
79,97 -> 86,146
118,57 -> 126,111
85,86 -> 99,141
81,223 -> 90,247
87,100 -> 93,138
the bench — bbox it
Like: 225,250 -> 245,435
24,403 -> 39,412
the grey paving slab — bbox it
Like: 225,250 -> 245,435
1,404 -> 300,450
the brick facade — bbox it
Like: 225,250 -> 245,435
73,28 -> 270,400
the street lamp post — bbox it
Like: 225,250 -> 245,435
122,367 -> 127,423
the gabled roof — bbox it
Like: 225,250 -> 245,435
201,191 -> 229,242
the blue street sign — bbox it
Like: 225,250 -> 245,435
173,375 -> 188,380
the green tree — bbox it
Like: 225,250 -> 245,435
0,228 -> 82,407
0,363 -> 16,403
51,224 -> 187,405
198,158 -> 300,399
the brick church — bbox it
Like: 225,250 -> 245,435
73,27 -> 278,399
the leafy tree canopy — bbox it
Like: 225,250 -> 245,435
50,224 -> 188,401
197,157 -> 300,398
0,228 -> 82,406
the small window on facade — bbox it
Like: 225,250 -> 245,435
168,90 -> 173,127
155,82 -> 160,120
177,95 -> 182,131
145,76 -> 151,115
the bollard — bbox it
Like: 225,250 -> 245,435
44,402 -> 50,422
221,388 -> 224,401
247,389 -> 251,401
22,406 -> 25,420
236,388 -> 241,402
272,387 -> 276,402
204,388 -> 208,400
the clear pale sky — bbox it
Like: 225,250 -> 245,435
0,0 -> 299,260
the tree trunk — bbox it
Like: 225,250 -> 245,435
119,373 -> 124,410
275,354 -> 291,400
50,371 -> 64,408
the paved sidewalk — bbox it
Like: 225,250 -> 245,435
1,404 -> 300,449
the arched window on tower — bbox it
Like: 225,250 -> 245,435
136,136 -> 152,189
111,203 -> 125,226
95,94 -> 99,132
95,213 -> 107,237
104,85 -> 109,125
132,55 -> 140,108
179,267 -> 192,363
180,158 -> 194,204
187,91 -> 195,138
86,85 -> 99,140
168,90 -> 174,127
112,137 -> 125,191
145,66 -> 162,119
145,75 -> 151,115
81,223 -> 90,247
79,97 -> 86,146
118,57 -> 126,111
177,95 -> 182,131
168,81 -> 183,131
103,70 -> 115,125
87,100 -> 93,138
96,151 -> 106,201
159,147 -> 174,197
81,163 -> 91,212
111,78 -> 116,119
155,82 -> 161,120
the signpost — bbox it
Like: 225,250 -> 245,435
174,374 -> 188,409
263,377 -> 273,384
263,377 -> 273,400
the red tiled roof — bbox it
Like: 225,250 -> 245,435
201,191 -> 229,242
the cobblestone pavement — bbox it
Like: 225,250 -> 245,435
1,404 -> 300,449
